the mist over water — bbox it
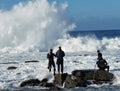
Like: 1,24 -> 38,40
0,0 -> 75,53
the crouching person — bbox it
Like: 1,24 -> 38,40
96,59 -> 109,72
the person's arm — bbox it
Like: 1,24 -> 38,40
53,53 -> 56,57
104,60 -> 108,65
47,53 -> 49,59
56,51 -> 58,57
62,51 -> 65,57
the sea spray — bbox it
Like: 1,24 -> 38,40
0,0 -> 75,53
55,34 -> 120,52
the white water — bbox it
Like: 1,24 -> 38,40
0,0 -> 120,90
55,35 -> 120,52
0,50 -> 120,90
0,0 -> 75,53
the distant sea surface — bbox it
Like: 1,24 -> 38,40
68,30 -> 120,39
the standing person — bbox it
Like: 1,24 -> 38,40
47,49 -> 56,75
56,46 -> 65,74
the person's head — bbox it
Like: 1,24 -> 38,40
59,46 -> 61,50
50,48 -> 53,52
97,50 -> 100,53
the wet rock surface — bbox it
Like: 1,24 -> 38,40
20,69 -> 115,89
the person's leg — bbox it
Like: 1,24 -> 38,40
57,64 -> 60,73
49,63 -> 51,72
61,62 -> 63,74
52,63 -> 56,75
106,66 -> 109,72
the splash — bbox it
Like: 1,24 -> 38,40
0,0 -> 75,53
56,35 -> 120,52
0,0 -> 119,53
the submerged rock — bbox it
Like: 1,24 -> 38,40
20,79 -> 41,87
7,66 -> 17,70
0,62 -> 18,64
25,60 -> 39,63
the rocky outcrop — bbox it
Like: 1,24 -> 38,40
54,73 -> 68,86
20,69 -> 115,89
94,70 -> 114,84
20,78 -> 61,90
54,70 -> 115,88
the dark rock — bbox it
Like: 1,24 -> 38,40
54,73 -> 68,86
41,78 -> 48,83
116,61 -> 119,63
43,83 -> 55,87
7,66 -> 17,70
49,86 -> 62,90
64,75 -> 77,88
40,78 -> 49,87
20,79 -> 40,87
64,75 -> 90,88
71,69 -> 113,86
54,73 -> 62,86
25,60 -> 39,63
19,70 -> 115,88
61,73 -> 68,84
73,61 -> 82,64
72,70 -> 95,79
94,70 -> 114,82
72,70 -> 81,77
16,73 -> 21,75
84,54 -> 89,56
72,69 -> 115,86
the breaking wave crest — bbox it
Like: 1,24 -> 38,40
56,35 -> 120,52
0,0 -> 119,53
0,0 -> 75,53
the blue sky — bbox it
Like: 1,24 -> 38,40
0,0 -> 120,30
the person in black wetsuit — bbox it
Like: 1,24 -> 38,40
96,50 -> 109,72
97,50 -> 103,61
47,49 -> 56,75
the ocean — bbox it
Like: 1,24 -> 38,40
0,0 -> 120,90
69,30 -> 120,39
0,30 -> 119,91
